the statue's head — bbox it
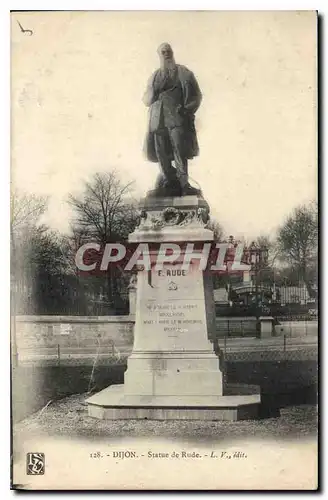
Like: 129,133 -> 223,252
157,43 -> 175,67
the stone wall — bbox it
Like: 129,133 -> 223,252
274,320 -> 318,337
215,317 -> 257,337
15,316 -> 134,352
14,315 -> 258,355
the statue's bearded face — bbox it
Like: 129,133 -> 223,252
159,44 -> 173,61
158,44 -> 175,68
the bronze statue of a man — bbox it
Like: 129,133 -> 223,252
143,43 -> 202,197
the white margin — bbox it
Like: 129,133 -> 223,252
2,1 -> 325,498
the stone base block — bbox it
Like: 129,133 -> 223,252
123,351 -> 223,397
86,384 -> 261,421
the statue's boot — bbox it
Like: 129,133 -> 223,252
181,183 -> 202,197
148,172 -> 182,198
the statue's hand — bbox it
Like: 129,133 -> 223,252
176,104 -> 186,115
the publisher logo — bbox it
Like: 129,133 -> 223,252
26,453 -> 45,475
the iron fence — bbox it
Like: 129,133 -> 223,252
16,327 -> 318,367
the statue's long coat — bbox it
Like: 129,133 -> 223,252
143,64 -> 202,163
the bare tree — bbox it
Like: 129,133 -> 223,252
61,225 -> 91,276
68,172 -> 137,242
277,203 -> 318,293
207,218 -> 224,242
10,189 -> 48,366
10,189 -> 49,299
255,235 -> 280,269
11,188 -> 48,235
10,189 -> 49,290
68,171 -> 138,307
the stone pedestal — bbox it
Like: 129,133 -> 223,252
87,196 -> 260,420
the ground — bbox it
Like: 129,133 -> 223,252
14,393 -> 318,443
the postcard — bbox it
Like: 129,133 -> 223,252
11,10 -> 318,490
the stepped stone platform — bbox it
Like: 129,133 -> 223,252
87,383 -> 261,421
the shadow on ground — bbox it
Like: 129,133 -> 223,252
12,360 -> 318,428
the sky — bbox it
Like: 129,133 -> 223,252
11,10 -> 317,240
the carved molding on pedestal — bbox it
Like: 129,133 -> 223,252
137,206 -> 210,230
